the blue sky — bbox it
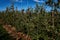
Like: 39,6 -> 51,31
0,0 -> 58,12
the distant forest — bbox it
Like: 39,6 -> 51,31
0,0 -> 60,40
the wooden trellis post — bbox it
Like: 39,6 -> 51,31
51,10 -> 54,28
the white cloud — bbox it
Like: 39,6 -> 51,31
15,0 -> 22,2
34,0 -> 40,2
11,0 -> 22,2
34,0 -> 45,3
